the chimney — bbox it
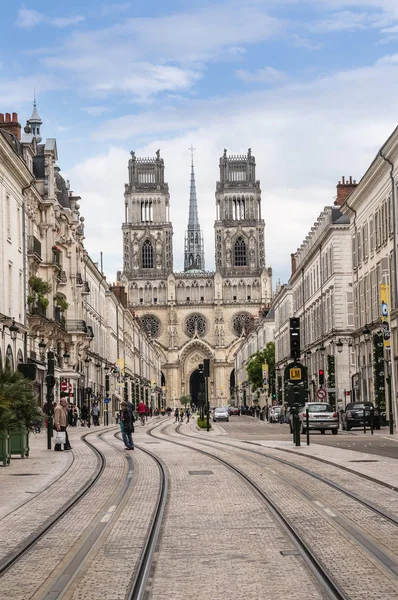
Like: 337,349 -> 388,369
111,285 -> 128,308
0,112 -> 22,140
335,175 -> 357,206
291,253 -> 297,276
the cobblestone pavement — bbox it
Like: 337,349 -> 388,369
0,428 -> 127,599
0,426 -> 108,563
62,430 -> 161,600
173,419 -> 398,599
138,419 -> 326,600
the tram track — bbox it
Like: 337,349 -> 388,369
0,428 -> 108,576
145,418 -> 398,599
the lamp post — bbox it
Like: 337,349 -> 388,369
104,363 -> 110,425
362,325 -> 371,403
85,357 -> 92,426
9,319 -> 19,368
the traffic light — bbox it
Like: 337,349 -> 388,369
289,317 -> 300,360
318,369 -> 325,386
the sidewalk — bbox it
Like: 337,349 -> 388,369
0,425 -> 110,520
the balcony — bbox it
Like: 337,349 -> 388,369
76,273 -> 83,286
53,308 -> 66,330
30,304 -> 47,319
86,325 -> 94,339
27,236 -> 42,261
66,319 -> 87,334
81,281 -> 90,295
57,270 -> 67,284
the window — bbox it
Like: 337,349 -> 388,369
234,236 -> 247,266
142,239 -> 154,268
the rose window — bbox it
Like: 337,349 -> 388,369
141,315 -> 161,339
185,314 -> 207,337
232,313 -> 253,336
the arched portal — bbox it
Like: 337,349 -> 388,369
161,371 -> 166,386
190,369 -> 203,407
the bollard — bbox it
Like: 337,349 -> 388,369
363,408 -> 366,434
306,408 -> 310,446
370,407 -> 374,435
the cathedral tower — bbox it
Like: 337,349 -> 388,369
214,148 -> 265,276
122,150 -> 173,278
184,149 -> 205,272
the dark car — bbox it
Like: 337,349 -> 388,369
341,402 -> 380,431
228,406 -> 240,416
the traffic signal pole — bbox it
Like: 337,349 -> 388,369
46,351 -> 55,450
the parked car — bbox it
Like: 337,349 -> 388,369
269,406 -> 282,423
289,402 -> 339,435
213,407 -> 230,422
229,406 -> 240,416
341,402 -> 380,431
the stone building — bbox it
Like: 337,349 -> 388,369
119,149 -> 273,407
0,104 -> 161,416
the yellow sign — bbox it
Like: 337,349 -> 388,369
262,363 -> 269,386
116,358 -> 125,376
290,367 -> 302,380
380,284 -> 391,349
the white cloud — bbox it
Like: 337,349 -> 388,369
236,66 -> 287,84
16,7 -> 85,29
65,57 -> 398,285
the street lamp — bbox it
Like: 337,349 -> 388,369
319,344 -> 326,356
363,325 -> 371,342
336,339 -> 344,354
39,338 -> 47,361
9,319 -> 19,341
63,350 -> 70,365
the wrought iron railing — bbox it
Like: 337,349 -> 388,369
66,319 -> 87,333
86,325 -> 94,339
27,235 -> 42,260
30,304 -> 47,318
82,281 -> 90,294
57,270 -> 67,284
76,273 -> 83,286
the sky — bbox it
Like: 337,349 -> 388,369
2,1 -> 398,285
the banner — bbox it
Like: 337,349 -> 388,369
380,283 -> 391,348
116,358 -> 125,376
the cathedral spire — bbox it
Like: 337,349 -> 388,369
184,146 -> 205,272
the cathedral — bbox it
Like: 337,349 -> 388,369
118,148 -> 273,407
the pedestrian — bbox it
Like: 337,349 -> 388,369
137,400 -> 147,425
54,398 -> 72,451
81,403 -> 89,427
91,401 -> 100,426
179,408 -> 184,422
120,401 -> 134,450
174,407 -> 179,422
185,407 -> 191,423
115,410 -> 120,425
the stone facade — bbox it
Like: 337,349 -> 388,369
119,149 -> 272,407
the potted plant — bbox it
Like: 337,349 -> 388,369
28,276 -> 51,315
0,365 -> 44,461
54,292 -> 69,312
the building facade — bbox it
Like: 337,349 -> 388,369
119,149 -> 273,407
340,127 -> 398,425
0,106 -> 161,417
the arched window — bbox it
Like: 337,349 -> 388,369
142,239 -> 154,269
234,236 -> 247,266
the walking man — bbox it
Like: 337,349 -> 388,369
120,401 -> 134,450
54,398 -> 72,451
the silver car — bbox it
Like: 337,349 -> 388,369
212,407 -> 230,422
293,402 -> 339,435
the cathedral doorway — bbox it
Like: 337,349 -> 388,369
229,369 -> 235,398
189,369 -> 203,408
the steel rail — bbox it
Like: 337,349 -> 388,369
148,420 -> 348,600
0,428 -> 109,576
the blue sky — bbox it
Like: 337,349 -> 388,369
2,1 -> 398,284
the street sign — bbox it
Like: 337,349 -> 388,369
104,397 -> 110,404
317,388 -> 327,400
289,367 -> 302,381
327,388 -> 337,393
272,399 -> 278,406
61,380 -> 68,392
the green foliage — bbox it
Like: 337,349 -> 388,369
0,367 -> 43,432
197,418 -> 211,429
54,293 -> 69,311
373,333 -> 385,412
179,395 -> 191,407
246,342 -> 275,392
28,276 -> 52,309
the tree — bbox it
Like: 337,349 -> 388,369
179,395 -> 191,407
246,342 -> 275,393
0,366 -> 43,432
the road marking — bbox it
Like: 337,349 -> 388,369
323,507 -> 336,517
100,505 -> 117,523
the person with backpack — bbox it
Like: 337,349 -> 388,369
120,401 -> 135,450
185,407 -> 191,423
